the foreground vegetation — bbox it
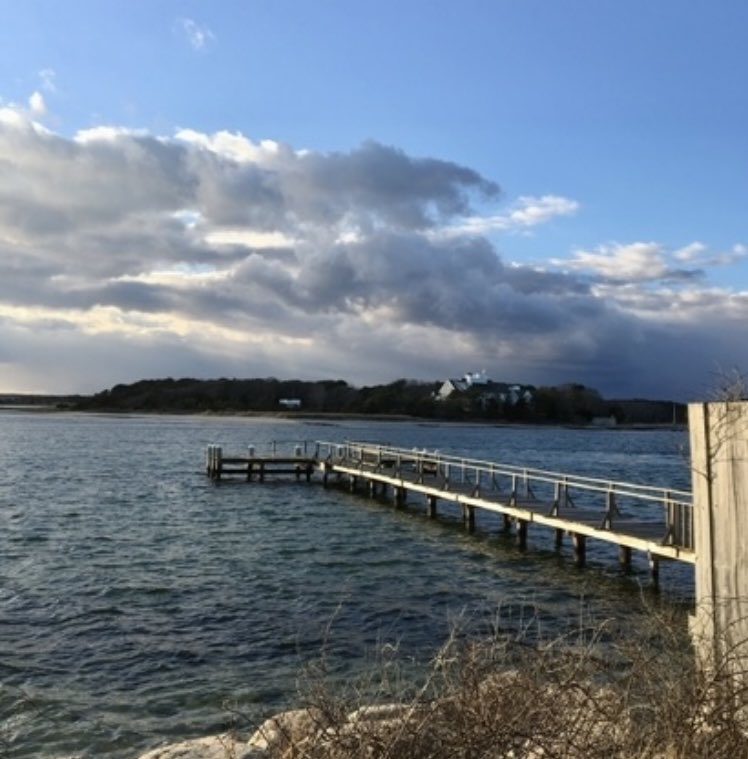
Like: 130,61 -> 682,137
229,607 -> 748,759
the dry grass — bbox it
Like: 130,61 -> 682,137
249,604 -> 748,759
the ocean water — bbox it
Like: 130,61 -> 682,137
0,412 -> 693,758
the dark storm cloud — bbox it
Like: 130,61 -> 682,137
285,233 -> 600,336
288,140 -> 500,229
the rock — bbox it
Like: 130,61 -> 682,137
247,707 -> 328,753
136,733 -> 264,759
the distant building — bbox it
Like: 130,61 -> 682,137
591,414 -> 617,428
435,370 -> 490,401
435,371 -> 534,408
278,398 -> 302,409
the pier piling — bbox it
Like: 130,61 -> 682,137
427,495 -> 437,519
572,534 -> 586,568
516,519 -> 528,550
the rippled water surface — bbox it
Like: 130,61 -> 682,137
0,413 -> 693,757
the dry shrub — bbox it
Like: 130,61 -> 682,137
260,604 -> 748,759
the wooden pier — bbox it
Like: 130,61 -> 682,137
206,444 -> 316,482
206,440 -> 694,585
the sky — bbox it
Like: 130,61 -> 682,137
0,0 -> 746,400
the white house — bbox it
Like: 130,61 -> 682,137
435,370 -> 490,401
436,371 -> 534,408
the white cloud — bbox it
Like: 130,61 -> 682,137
506,195 -> 580,227
673,241 -> 707,262
558,240 -> 748,285
445,194 -> 579,237
205,228 -> 295,249
0,106 -> 28,128
0,91 -> 53,129
699,243 -> 748,267
176,128 -> 282,164
0,91 -> 47,119
177,17 -> 216,50
38,68 -> 57,93
560,242 -> 669,282
74,125 -> 151,144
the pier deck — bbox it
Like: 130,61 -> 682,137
206,440 -> 694,583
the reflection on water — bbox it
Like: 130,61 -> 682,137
0,413 -> 692,757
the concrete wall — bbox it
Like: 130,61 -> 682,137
689,401 -> 748,671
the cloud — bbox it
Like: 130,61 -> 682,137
38,68 -> 57,93
28,91 -> 46,116
176,18 -> 216,50
446,195 -> 579,237
0,103 -> 745,398
672,241 -> 707,263
556,241 -> 703,284
673,241 -> 748,268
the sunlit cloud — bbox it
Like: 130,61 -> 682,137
555,241 -> 704,284
559,241 -> 669,281
176,129 -> 281,164
444,195 -> 579,237
205,228 -> 296,249
672,241 -> 707,263
29,92 -> 47,117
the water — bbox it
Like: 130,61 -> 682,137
0,412 -> 693,758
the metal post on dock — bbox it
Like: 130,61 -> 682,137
551,481 -> 562,516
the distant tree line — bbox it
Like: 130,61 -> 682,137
72,377 -> 686,425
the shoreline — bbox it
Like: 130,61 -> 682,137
0,404 -> 687,430
0,404 -> 689,430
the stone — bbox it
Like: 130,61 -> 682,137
136,734 -> 264,759
247,708 -> 328,753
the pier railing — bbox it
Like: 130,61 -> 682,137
316,440 -> 694,550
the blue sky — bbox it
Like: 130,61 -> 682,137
0,0 -> 746,399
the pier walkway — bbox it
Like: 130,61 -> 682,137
206,440 -> 694,584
